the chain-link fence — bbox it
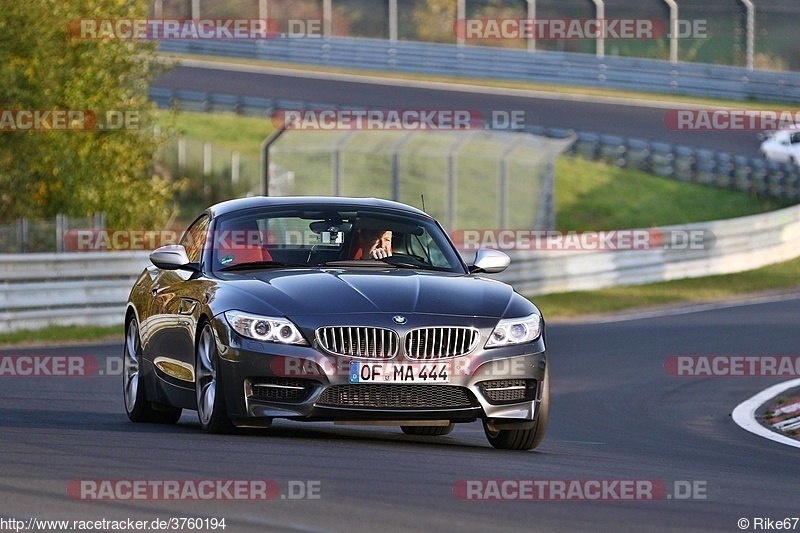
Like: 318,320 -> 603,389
0,214 -> 106,254
148,0 -> 799,69
159,137 -> 260,200
267,128 -> 575,232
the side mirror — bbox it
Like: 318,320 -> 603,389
149,245 -> 196,271
470,248 -> 510,274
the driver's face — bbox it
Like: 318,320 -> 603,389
361,230 -> 392,260
369,231 -> 392,253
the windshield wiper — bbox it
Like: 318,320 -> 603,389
218,260 -> 306,272
319,258 -> 444,271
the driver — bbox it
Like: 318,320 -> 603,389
355,229 -> 393,260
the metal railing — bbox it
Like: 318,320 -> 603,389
0,252 -> 149,333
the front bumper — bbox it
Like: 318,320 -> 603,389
213,315 -> 547,426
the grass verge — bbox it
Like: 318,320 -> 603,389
0,325 -> 123,348
554,157 -> 790,230
533,255 -> 800,319
157,110 -> 792,230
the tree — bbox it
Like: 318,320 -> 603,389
0,0 -> 176,228
412,0 -> 458,43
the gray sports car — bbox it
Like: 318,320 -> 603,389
123,196 -> 549,450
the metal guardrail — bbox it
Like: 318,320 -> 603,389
0,252 -> 150,333
3,203 -> 800,332
159,36 -> 800,103
151,86 -> 800,200
500,203 -> 800,295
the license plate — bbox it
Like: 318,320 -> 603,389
349,361 -> 451,383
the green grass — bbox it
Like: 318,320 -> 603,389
157,110 -> 792,230
554,157 -> 790,230
163,111 -> 273,159
533,255 -> 800,319
0,325 -> 123,347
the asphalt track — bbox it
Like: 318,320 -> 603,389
154,63 -> 764,156
2,298 -> 799,532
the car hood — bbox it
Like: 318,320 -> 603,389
218,268 -> 529,319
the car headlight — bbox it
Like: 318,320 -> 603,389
224,311 -> 307,346
486,313 -> 541,348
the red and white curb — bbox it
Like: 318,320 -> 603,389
732,378 -> 800,449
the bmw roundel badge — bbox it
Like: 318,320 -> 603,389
392,315 -> 407,325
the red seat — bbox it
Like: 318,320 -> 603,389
216,219 -> 272,266
218,244 -> 269,265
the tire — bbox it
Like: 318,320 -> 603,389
401,423 -> 455,436
123,317 -> 182,424
483,365 -> 550,451
195,322 -> 236,434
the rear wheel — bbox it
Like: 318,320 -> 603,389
401,423 -> 455,436
123,317 -> 181,424
195,322 -> 235,434
483,365 -> 549,451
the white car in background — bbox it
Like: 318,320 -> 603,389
759,126 -> 800,165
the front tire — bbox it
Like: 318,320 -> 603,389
401,423 -> 455,436
195,322 -> 235,434
483,365 -> 550,451
123,317 -> 181,424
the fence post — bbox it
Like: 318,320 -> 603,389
590,0 -> 605,59
261,127 -> 291,196
231,150 -> 240,185
391,131 -> 415,202
526,0 -> 536,52
178,137 -> 186,173
323,0 -> 332,37
203,141 -> 212,177
56,214 -> 65,253
389,0 -> 398,42
332,131 -> 356,196
18,218 -> 27,254
543,161 -> 556,230
739,0 -> 755,70
446,133 -> 475,231
498,136 -> 526,228
663,0 -> 679,63
456,0 -> 465,47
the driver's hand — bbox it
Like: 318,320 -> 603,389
368,247 -> 391,259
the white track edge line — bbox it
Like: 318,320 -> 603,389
731,378 -> 800,449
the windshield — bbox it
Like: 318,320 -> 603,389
210,207 -> 465,274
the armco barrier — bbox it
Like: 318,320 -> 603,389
499,203 -> 800,295
3,204 -> 800,332
158,36 -> 800,103
0,252 -> 150,333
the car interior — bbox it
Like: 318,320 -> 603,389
211,212 -> 450,271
